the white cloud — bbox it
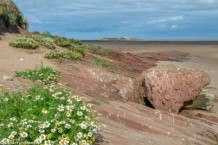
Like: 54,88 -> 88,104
200,0 -> 216,3
147,16 -> 184,24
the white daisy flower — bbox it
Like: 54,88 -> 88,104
79,122 -> 87,129
88,132 -> 93,137
42,108 -> 48,114
39,134 -> 46,140
51,128 -> 56,133
7,122 -> 13,128
34,138 -> 42,144
44,121 -> 50,128
77,111 -> 83,116
66,111 -> 71,117
44,140 -> 53,145
76,132 -> 83,139
1,138 -> 10,144
20,132 -> 28,138
8,134 -> 14,139
58,105 -> 65,112
80,106 -> 86,111
65,123 -> 71,129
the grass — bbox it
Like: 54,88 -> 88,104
91,58 -> 109,68
15,66 -> 60,84
0,84 -> 100,144
10,37 -> 39,49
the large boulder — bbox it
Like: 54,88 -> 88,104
134,64 -> 210,113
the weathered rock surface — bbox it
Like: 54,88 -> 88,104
137,65 -> 211,113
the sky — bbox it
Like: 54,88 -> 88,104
13,0 -> 218,40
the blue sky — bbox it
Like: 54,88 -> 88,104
13,0 -> 218,40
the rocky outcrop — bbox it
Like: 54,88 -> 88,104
0,0 -> 28,33
134,64 -> 211,113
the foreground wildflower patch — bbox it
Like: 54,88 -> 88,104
15,66 -> 60,84
0,84 -> 100,145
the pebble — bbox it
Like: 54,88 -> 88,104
3,75 -> 13,81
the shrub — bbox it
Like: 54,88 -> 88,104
16,14 -> 28,29
54,37 -> 72,48
32,34 -> 55,49
85,45 -> 111,56
10,37 -> 39,49
40,32 -> 57,39
71,44 -> 85,56
91,58 -> 109,68
15,66 -> 60,84
1,10 -> 16,27
53,36 -> 82,48
0,84 -> 100,145
45,50 -> 82,60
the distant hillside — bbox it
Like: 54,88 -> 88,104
0,0 -> 28,33
98,37 -> 144,41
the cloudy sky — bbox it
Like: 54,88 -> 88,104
13,0 -> 218,40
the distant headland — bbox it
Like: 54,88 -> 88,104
98,37 -> 144,41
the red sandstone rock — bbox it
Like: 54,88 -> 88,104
141,65 -> 210,113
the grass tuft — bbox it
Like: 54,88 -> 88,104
91,58 -> 109,68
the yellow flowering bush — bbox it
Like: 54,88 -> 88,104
10,37 -> 39,49
31,34 -> 55,49
45,50 -> 82,60
0,84 -> 100,145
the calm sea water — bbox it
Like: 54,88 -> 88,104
82,40 -> 218,47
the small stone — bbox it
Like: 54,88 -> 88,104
3,75 -> 13,81
19,58 -> 24,61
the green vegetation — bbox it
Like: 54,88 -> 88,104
168,65 -> 189,73
10,37 -> 39,49
37,32 -> 82,47
0,66 -> 101,144
15,66 -> 60,84
31,34 -> 55,49
91,57 -> 109,68
0,0 -> 28,29
53,36 -> 82,48
0,10 -> 16,27
85,45 -> 111,56
16,13 -> 28,29
0,84 -> 100,144
71,44 -> 85,56
54,37 -> 72,48
45,50 -> 82,60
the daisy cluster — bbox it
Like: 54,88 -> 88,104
15,66 -> 60,84
0,84 -> 100,145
